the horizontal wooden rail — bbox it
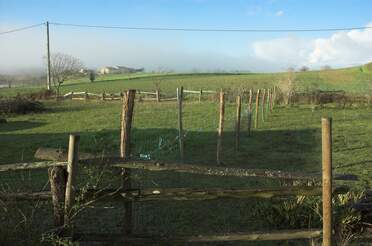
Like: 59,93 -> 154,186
73,229 -> 322,243
160,97 -> 177,101
137,90 -> 157,95
1,157 -> 358,181
183,89 -> 201,94
0,186 -> 349,202
0,161 -> 66,172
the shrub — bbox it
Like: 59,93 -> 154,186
277,68 -> 297,105
25,89 -> 55,100
89,70 -> 96,82
0,96 -> 45,115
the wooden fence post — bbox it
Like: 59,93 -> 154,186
248,89 -> 253,113
269,88 -> 273,112
266,88 -> 270,117
261,89 -> 266,123
120,90 -> 136,159
247,111 -> 252,136
273,86 -> 277,108
255,89 -> 260,129
235,95 -> 241,151
322,117 -> 333,246
177,87 -> 184,162
217,90 -> 225,165
48,166 -> 67,227
156,90 -> 160,102
64,133 -> 80,228
120,89 -> 136,236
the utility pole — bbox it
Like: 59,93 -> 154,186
46,21 -> 52,90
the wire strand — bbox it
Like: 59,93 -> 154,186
50,21 -> 372,33
0,23 -> 45,36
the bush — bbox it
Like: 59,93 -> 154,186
0,96 -> 45,115
25,89 -> 55,100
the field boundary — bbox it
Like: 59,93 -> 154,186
1,88 -> 348,245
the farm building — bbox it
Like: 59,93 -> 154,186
99,66 -> 144,74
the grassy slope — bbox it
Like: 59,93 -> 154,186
1,67 -> 372,244
1,100 -> 372,242
1,65 -> 371,97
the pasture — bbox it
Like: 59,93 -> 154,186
1,70 -> 372,245
1,65 -> 372,98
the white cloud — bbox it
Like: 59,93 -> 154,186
253,22 -> 372,69
275,10 -> 284,17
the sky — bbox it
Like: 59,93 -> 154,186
1,0 -> 372,73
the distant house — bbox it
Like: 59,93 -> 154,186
99,66 -> 144,75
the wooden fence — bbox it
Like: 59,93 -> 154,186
1,89 -> 354,245
62,88 -> 217,103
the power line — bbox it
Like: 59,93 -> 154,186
0,23 -> 45,36
1,22 -> 372,35
50,21 -> 372,33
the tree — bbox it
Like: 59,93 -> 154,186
299,66 -> 309,72
277,67 -> 297,105
89,70 -> 96,82
50,53 -> 84,98
321,65 -> 332,70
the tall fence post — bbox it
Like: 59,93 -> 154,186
120,89 -> 136,236
199,89 -> 203,102
269,88 -> 273,112
64,133 -> 80,228
322,117 -> 333,246
177,87 -> 184,162
48,166 -> 67,227
266,88 -> 270,118
273,86 -> 277,108
248,89 -> 253,113
255,89 -> 260,129
235,95 -> 241,151
261,89 -> 266,123
217,90 -> 225,165
156,89 -> 160,102
247,89 -> 253,135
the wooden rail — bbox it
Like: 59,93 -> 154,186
73,229 -> 323,243
0,186 -> 350,202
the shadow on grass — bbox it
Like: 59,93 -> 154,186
0,121 -> 46,132
0,127 -> 324,244
1,127 -> 321,172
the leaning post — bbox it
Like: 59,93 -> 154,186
235,95 -> 241,151
217,90 -> 225,165
255,89 -> 260,128
322,117 -> 333,246
64,133 -> 80,228
177,87 -> 184,162
120,89 -> 136,236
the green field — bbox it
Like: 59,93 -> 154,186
1,69 -> 372,245
1,65 -> 372,98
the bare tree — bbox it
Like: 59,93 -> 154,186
321,65 -> 332,70
50,53 -> 84,97
299,66 -> 309,72
277,67 -> 297,105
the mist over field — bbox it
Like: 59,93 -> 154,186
1,22 -> 372,74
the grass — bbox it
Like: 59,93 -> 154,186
1,65 -> 372,98
1,67 -> 372,245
